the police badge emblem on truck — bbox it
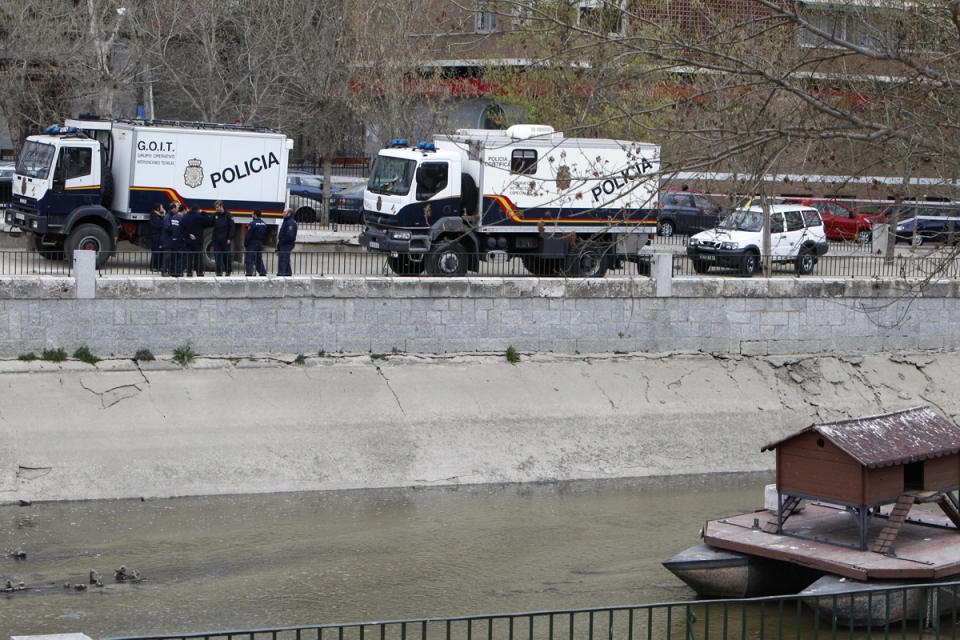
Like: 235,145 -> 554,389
184,159 -> 204,188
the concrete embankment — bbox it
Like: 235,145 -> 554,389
2,350 -> 957,504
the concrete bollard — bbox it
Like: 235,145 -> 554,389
12,635 -> 94,640
871,223 -> 888,254
73,250 -> 96,300
651,253 -> 672,298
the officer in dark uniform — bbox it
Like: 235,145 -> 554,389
276,207 -> 297,276
161,202 -> 178,276
212,200 -> 235,276
182,205 -> 212,276
166,206 -> 186,277
149,203 -> 165,272
244,209 -> 268,276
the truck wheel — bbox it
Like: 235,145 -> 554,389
426,241 -> 467,276
692,258 -> 711,274
635,256 -> 652,276
521,255 -> 563,276
202,228 -> 217,271
388,254 -> 425,276
659,219 -> 676,237
34,237 -> 65,261
294,206 -> 316,224
739,250 -> 759,277
100,171 -> 115,210
795,247 -> 815,275
66,224 -> 112,267
566,243 -> 608,278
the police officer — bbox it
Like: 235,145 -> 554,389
149,203 -> 165,272
244,209 -> 268,276
276,207 -> 297,276
182,205 -> 212,276
166,205 -> 186,277
212,200 -> 235,276
161,202 -> 178,276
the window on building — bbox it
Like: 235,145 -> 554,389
797,4 -> 942,52
476,1 -> 498,32
512,1 -> 537,27
578,0 -> 625,35
511,149 -> 538,175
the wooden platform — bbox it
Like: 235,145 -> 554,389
703,502 -> 960,581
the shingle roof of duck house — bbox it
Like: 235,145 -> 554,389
761,406 -> 960,469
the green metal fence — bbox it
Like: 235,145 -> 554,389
106,580 -> 960,640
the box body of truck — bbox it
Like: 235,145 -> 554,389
6,117 -> 292,266
359,125 -> 660,277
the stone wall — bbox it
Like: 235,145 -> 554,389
0,275 -> 955,357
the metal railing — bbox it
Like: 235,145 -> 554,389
0,250 -> 72,275
104,580 -> 960,640
87,250 -> 960,280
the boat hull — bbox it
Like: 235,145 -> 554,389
800,574 -> 960,627
663,544 -> 822,599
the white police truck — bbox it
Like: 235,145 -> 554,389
7,116 -> 293,266
358,125 -> 660,277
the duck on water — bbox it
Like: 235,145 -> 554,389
663,407 -> 960,626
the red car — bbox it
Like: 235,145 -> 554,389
783,199 -> 880,243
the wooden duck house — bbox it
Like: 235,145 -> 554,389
761,406 -> 960,551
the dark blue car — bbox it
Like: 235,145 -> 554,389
894,206 -> 960,246
287,171 -> 342,223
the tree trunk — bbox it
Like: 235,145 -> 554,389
322,155 -> 333,226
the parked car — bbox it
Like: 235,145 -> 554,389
783,198 -> 880,243
657,190 -> 727,237
893,206 -> 960,246
287,171 -> 342,223
686,204 -> 828,276
328,183 -> 365,224
287,171 -> 340,199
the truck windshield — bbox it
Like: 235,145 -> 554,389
718,208 -> 764,232
16,141 -> 56,179
368,156 -> 415,196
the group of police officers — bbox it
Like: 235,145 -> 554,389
149,201 -> 298,277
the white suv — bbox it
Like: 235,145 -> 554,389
686,204 -> 829,276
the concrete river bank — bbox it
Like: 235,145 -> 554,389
3,350 -> 960,637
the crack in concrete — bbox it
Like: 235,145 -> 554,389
79,370 -> 149,409
376,366 -> 405,415
595,380 -> 617,411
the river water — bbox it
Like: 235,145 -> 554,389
1,473 -> 770,639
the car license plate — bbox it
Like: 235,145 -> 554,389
369,240 -> 380,249
15,213 -> 24,221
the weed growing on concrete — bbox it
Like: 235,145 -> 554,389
294,354 -> 306,365
17,353 -> 37,361
391,347 -> 401,355
506,346 -> 520,364
72,345 -> 100,365
41,348 -> 67,363
370,353 -> 387,361
318,349 -> 325,357
172,342 -> 197,366
134,348 -> 155,362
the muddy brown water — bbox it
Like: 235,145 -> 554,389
1,473 -> 770,639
